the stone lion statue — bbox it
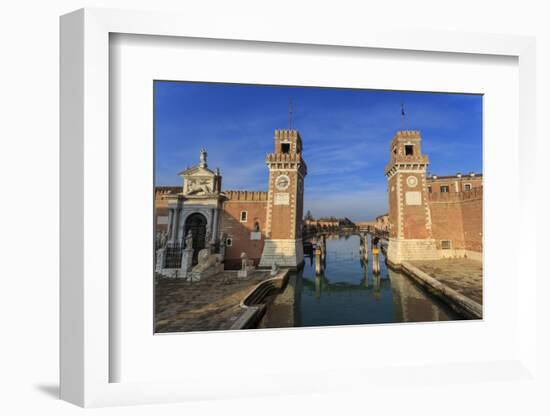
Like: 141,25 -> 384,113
191,248 -> 223,273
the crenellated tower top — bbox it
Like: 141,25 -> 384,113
267,129 -> 307,175
274,129 -> 303,155
385,130 -> 429,176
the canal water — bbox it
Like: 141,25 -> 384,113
259,234 -> 461,329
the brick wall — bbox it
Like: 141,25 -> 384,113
461,188 -> 483,252
429,197 -> 466,249
267,170 -> 301,240
223,190 -> 268,201
220,192 -> 268,269
403,204 -> 431,239
428,186 -> 482,253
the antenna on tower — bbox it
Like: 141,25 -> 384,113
289,98 -> 293,130
401,103 -> 405,130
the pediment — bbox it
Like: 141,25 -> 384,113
178,166 -> 216,177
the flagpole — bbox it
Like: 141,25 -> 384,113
289,98 -> 293,130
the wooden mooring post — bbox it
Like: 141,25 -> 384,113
363,234 -> 369,262
372,236 -> 380,274
315,246 -> 323,275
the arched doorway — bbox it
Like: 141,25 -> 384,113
185,213 -> 207,265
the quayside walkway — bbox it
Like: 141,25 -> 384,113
409,259 -> 482,304
155,270 -> 274,333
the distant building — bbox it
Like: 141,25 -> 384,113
304,216 -> 357,233
385,130 -> 482,264
375,214 -> 389,232
355,221 -> 376,231
317,217 -> 340,229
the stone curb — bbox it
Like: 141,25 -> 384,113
400,261 -> 483,319
229,269 -> 290,330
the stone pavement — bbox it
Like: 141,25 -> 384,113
155,270 -> 272,333
409,258 -> 483,304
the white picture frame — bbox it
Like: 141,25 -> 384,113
60,8 -> 538,408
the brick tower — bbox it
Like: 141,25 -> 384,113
259,129 -> 307,268
384,130 -> 439,265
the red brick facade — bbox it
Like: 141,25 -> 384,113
220,191 -> 268,269
429,187 -> 483,253
264,130 -> 307,241
385,131 -> 432,241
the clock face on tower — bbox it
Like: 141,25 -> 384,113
406,176 -> 418,187
275,174 -> 290,191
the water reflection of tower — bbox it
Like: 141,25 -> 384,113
388,268 -> 441,322
389,269 -> 410,321
262,271 -> 304,328
294,272 -> 303,327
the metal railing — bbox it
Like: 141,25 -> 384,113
164,242 -> 183,268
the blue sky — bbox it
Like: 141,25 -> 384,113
154,81 -> 482,221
